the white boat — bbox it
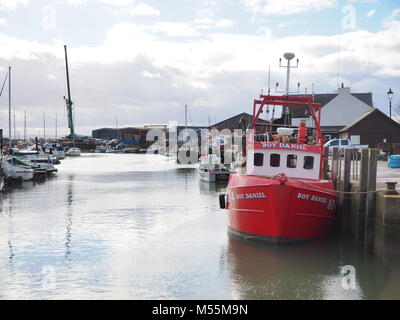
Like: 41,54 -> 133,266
43,145 -> 66,160
51,148 -> 66,160
123,147 -> 139,153
198,154 -> 231,182
66,147 -> 81,157
1,158 -> 34,181
23,156 -> 58,173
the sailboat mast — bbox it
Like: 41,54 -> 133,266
8,66 -> 11,148
43,112 -> 46,141
13,109 -> 16,142
116,115 -> 119,140
24,111 -> 26,143
185,104 -> 187,130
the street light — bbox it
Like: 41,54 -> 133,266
387,88 -> 394,154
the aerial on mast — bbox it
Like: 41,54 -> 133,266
275,53 -> 300,125
63,45 -> 75,140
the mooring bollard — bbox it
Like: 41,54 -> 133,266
385,182 -> 399,195
374,182 -> 400,261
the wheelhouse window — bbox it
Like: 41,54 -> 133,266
304,156 -> 314,170
270,154 -> 280,167
287,155 -> 297,168
254,153 -> 264,167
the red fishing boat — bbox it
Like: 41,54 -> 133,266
220,95 -> 337,244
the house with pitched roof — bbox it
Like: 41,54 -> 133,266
290,85 -> 374,140
339,108 -> 400,152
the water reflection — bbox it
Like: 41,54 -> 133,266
65,175 -> 74,261
198,181 -> 227,195
225,237 -> 362,299
225,235 -> 400,300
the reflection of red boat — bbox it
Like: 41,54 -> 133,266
220,95 -> 337,244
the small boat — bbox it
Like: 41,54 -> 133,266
44,144 -> 66,160
1,157 -> 34,181
123,147 -> 139,153
220,95 -> 337,244
94,146 -> 108,153
66,147 -> 81,157
198,154 -> 231,182
22,156 -> 58,173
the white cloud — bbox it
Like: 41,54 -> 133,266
68,0 -> 135,7
1,13 -> 400,134
141,70 -> 161,79
384,8 -> 400,28
195,18 -> 235,30
149,22 -> 200,37
116,3 -> 160,16
243,0 -> 337,16
0,18 -> 7,25
0,0 -> 28,11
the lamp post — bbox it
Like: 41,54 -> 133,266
387,88 -> 394,154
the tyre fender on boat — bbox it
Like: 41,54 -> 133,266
219,194 -> 226,209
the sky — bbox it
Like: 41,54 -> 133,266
0,0 -> 399,137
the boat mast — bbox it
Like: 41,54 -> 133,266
8,66 -> 11,148
185,104 -> 188,131
116,115 -> 119,141
13,109 -> 16,143
24,110 -> 26,143
64,45 -> 75,145
43,112 -> 46,141
277,53 -> 299,125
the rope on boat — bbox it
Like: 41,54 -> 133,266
251,174 -> 387,195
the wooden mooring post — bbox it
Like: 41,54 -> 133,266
363,149 -> 378,253
338,149 -> 353,234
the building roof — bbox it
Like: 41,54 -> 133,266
289,92 -> 373,118
339,108 -> 400,133
92,127 -> 118,132
211,112 -> 268,128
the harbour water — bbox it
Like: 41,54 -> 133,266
0,154 -> 399,299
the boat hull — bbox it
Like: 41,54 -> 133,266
199,170 -> 230,182
226,174 -> 337,244
66,148 -> 81,157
